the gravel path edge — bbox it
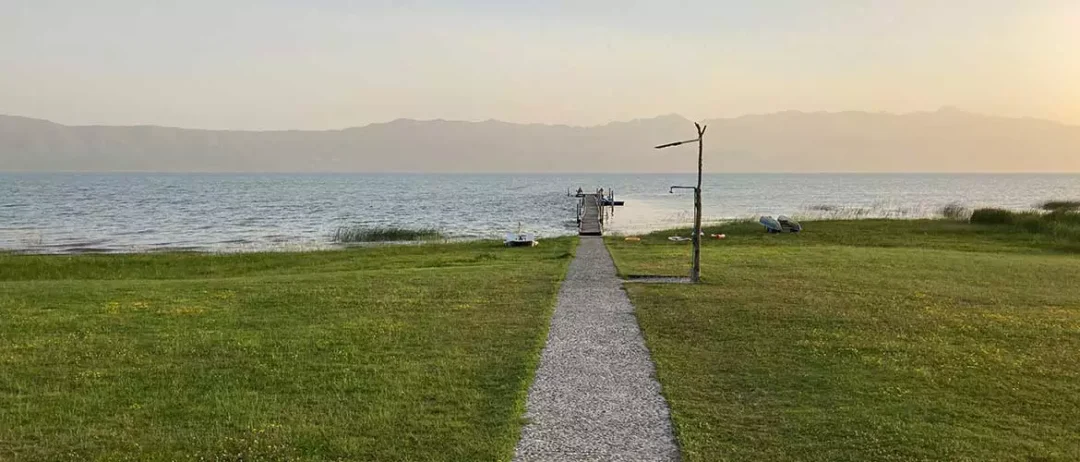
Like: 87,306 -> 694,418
512,236 -> 680,462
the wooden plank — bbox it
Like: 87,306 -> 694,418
579,193 -> 603,236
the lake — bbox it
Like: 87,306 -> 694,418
2,173 -> 1078,253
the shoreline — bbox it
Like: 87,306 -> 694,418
5,203 -> 1078,255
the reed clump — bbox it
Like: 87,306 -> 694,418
970,206 -> 1080,242
940,203 -> 972,221
332,226 -> 443,243
1040,200 -> 1080,213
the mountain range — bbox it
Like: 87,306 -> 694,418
2,109 -> 1078,172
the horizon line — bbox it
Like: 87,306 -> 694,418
3,107 -> 1076,132
4,170 -> 1079,175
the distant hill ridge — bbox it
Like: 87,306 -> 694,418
2,109 -> 1078,172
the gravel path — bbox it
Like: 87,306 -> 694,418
513,236 -> 680,462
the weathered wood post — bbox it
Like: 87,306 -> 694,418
655,122 -> 708,283
691,123 -> 706,283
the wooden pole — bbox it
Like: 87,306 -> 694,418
691,123 -> 705,282
656,123 -> 708,283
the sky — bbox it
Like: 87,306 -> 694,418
1,0 -> 1078,130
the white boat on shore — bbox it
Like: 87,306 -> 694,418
505,233 -> 538,247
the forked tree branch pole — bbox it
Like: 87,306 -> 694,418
655,122 -> 707,282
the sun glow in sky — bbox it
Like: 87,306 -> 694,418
2,0 -> 1078,130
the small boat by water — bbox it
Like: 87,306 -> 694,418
760,216 -> 783,233
505,233 -> 538,247
778,215 -> 802,232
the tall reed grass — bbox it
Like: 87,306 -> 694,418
332,226 -> 443,243
940,203 -> 972,221
970,207 -> 1080,242
1040,200 -> 1080,213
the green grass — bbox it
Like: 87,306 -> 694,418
0,239 -> 575,461
332,226 -> 443,243
607,220 -> 1080,461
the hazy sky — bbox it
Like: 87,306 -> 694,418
2,1 -> 1078,130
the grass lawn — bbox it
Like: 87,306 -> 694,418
0,239 -> 574,461
607,220 -> 1080,461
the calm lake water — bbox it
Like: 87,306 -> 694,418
2,173 -> 1078,253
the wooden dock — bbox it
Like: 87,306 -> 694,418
578,193 -> 603,236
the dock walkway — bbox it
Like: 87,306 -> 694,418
578,193 -> 603,236
512,236 -> 679,462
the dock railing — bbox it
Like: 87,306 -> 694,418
577,191 -> 604,236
